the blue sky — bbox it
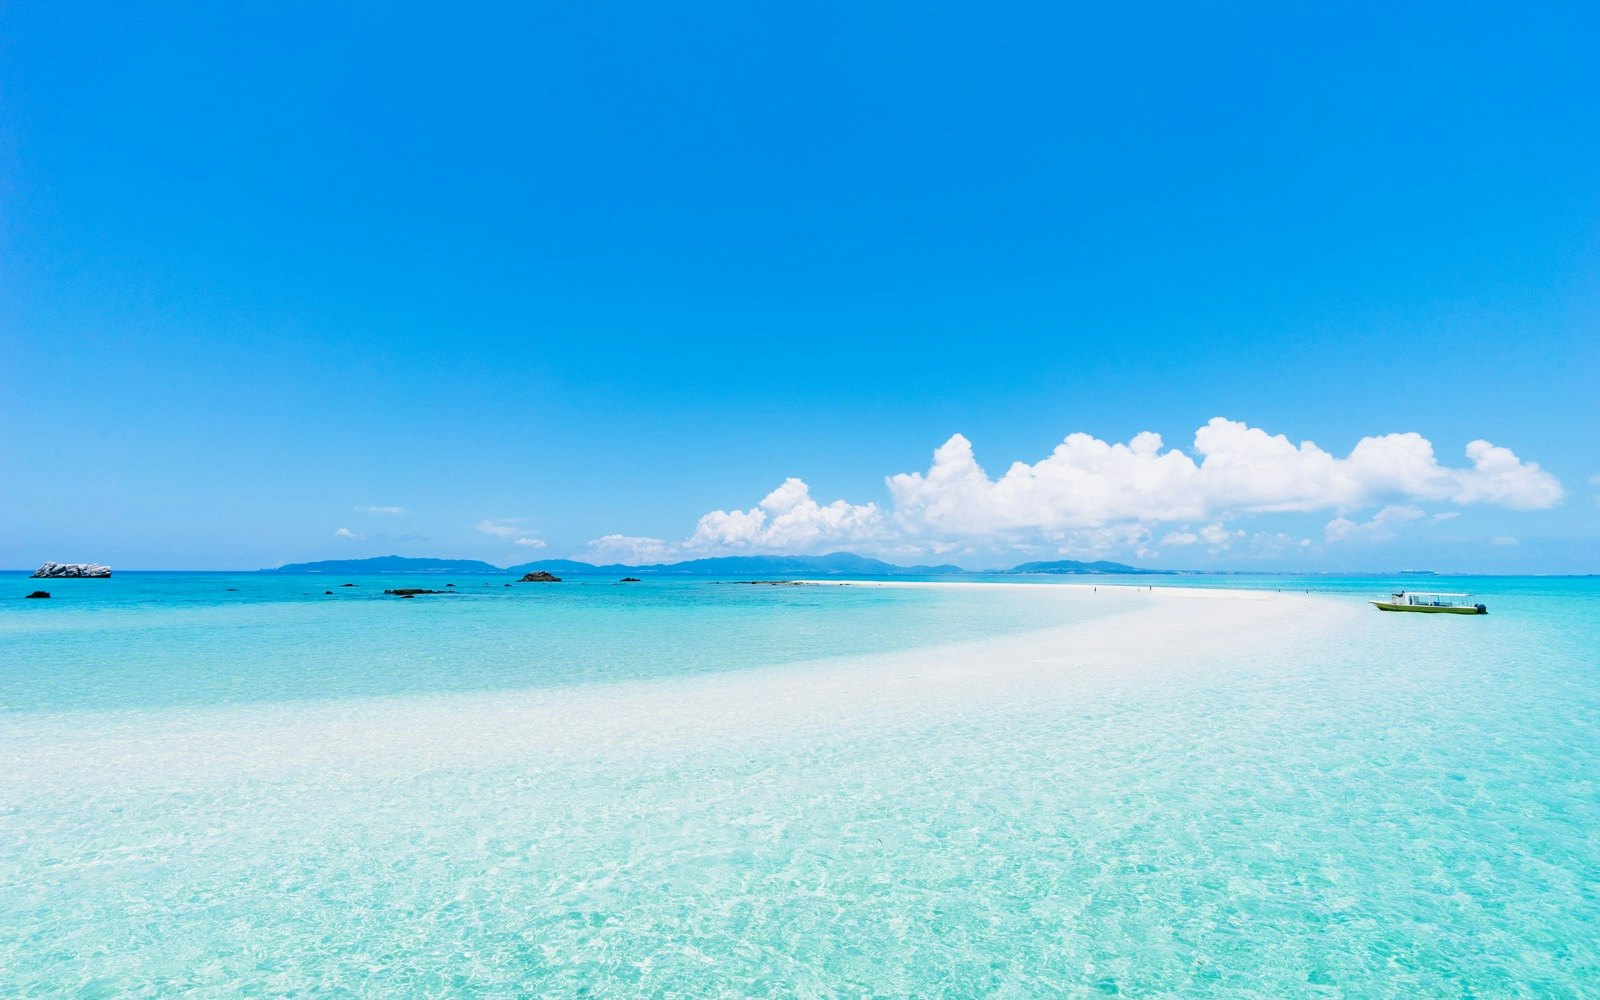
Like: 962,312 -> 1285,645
2,2 -> 1596,571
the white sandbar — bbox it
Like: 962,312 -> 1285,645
0,582 -> 1354,795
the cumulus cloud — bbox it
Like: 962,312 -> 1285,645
1171,521 -> 1241,547
514,537 -> 547,548
886,419 -> 1561,533
1160,523 -> 1244,550
334,527 -> 364,540
1201,523 -> 1244,548
587,419 -> 1562,561
355,505 -> 406,515
687,478 -> 883,552
1324,505 -> 1426,543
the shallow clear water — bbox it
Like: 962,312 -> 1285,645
2,573 -> 1597,996
0,573 -> 1107,713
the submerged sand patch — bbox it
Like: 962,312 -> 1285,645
0,583 -> 1352,793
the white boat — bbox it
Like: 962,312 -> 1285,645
1371,591 -> 1487,615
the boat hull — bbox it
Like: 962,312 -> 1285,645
1371,602 -> 1485,614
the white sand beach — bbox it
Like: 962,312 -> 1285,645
0,583 -> 1354,793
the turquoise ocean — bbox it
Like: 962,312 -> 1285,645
2,571 -> 1597,996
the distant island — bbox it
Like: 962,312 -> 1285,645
261,555 -> 505,575
259,552 -> 1168,577
1007,559 -> 1166,575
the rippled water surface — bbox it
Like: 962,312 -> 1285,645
0,573 -> 1110,713
2,573 -> 1597,996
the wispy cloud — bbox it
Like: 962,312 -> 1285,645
585,534 -> 673,564
1250,531 -> 1314,554
478,519 -> 545,547
1324,505 -> 1425,543
335,528 -> 428,543
354,505 -> 406,515
476,518 -> 525,539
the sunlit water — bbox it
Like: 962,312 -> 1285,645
2,572 -> 1597,996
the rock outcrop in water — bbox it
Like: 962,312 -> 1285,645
25,591 -> 50,599
519,571 -> 561,582
32,562 -> 112,579
384,588 -> 452,596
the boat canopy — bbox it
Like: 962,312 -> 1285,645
1390,591 -> 1475,606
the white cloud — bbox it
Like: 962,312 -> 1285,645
481,520 -> 547,547
686,478 -> 883,552
1491,535 -> 1520,546
1250,531 -> 1314,554
476,518 -> 525,539
589,419 -> 1562,560
1162,523 -> 1243,549
334,527 -> 364,540
886,419 -> 1561,534
1325,505 -> 1426,543
585,534 -> 673,564
1044,524 -> 1153,558
355,505 -> 406,515
1200,523 -> 1244,548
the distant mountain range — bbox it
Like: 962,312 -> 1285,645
260,552 -> 1168,577
261,555 -> 507,575
1008,559 -> 1167,575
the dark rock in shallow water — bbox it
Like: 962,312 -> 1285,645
31,562 -> 112,579
384,588 -> 451,596
340,583 -> 356,587
25,591 -> 50,599
519,571 -> 562,583
619,577 -> 641,583
324,590 -> 333,595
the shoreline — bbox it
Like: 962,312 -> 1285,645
0,583 -> 1354,794
800,577 -> 1304,598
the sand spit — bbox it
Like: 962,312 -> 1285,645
0,583 -> 1353,794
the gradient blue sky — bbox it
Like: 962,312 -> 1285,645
3,2 -> 1597,571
